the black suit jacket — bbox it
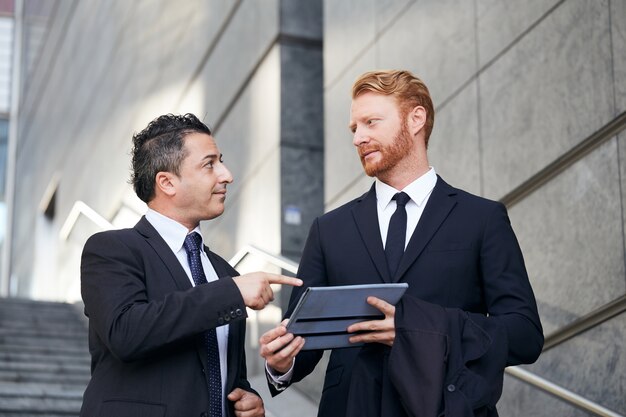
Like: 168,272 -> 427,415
80,216 -> 253,417
273,177 -> 543,417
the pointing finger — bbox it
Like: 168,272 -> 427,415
267,275 -> 303,287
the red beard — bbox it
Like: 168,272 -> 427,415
358,122 -> 412,177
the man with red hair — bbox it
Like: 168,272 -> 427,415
260,70 -> 543,417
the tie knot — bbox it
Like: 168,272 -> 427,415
183,232 -> 203,253
393,192 -> 410,207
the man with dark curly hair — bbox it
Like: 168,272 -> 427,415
80,113 -> 301,417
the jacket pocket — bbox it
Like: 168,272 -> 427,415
427,242 -> 473,252
98,399 -> 166,417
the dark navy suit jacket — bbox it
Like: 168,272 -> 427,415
80,216 -> 254,417
273,176 -> 543,417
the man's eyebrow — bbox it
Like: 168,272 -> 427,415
201,153 -> 219,161
349,112 -> 375,128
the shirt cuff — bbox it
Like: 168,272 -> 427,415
265,360 -> 295,390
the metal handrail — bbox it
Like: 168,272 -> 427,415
504,294 -> 626,416
506,367 -> 623,417
230,245 -> 298,274
543,295 -> 626,351
230,246 -> 625,417
59,200 -> 114,240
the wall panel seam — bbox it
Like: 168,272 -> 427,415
174,0 -> 243,112
19,0 -> 78,149
501,111 -> 626,208
324,0 -> 416,91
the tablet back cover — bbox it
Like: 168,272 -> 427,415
285,283 -> 408,350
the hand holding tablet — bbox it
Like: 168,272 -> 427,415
285,283 -> 408,350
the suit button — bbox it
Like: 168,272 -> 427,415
230,310 -> 237,319
235,308 -> 242,316
224,314 -> 231,322
217,317 -> 224,325
447,384 -> 456,392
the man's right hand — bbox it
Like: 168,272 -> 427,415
232,273 -> 302,310
259,319 -> 305,374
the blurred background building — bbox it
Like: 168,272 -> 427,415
0,0 -> 624,416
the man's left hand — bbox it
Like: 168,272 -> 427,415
347,296 -> 396,346
227,388 -> 264,417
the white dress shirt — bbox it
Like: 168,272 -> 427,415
145,209 -> 229,411
376,167 -> 438,249
266,168 -> 439,387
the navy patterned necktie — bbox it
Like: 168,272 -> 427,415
183,232 -> 222,417
385,192 -> 411,278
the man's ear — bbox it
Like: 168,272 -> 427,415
155,171 -> 177,197
407,105 -> 427,137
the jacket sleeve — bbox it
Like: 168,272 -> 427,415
81,231 -> 247,362
480,203 -> 543,365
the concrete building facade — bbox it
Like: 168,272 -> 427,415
4,0 -> 625,415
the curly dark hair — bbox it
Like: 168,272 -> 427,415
130,113 -> 212,203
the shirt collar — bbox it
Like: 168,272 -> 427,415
145,208 -> 203,254
375,167 -> 438,210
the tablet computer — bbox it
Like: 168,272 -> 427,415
285,283 -> 408,350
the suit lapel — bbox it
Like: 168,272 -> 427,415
134,216 -> 192,291
393,176 -> 458,282
135,216 -> 210,374
352,184 -> 392,283
206,250 -> 229,279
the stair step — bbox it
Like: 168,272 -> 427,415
0,351 -> 90,366
0,361 -> 90,375
0,327 -> 86,340
0,381 -> 86,396
0,305 -> 81,319
0,336 -> 87,350
0,306 -> 80,316
0,298 -> 88,416
0,370 -> 90,385
0,319 -> 86,332
0,298 -> 78,310
0,382 -> 82,399
0,413 -> 79,417
0,343 -> 88,357
0,313 -> 83,324
0,396 -> 81,414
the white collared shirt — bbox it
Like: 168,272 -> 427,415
145,209 -> 228,412
375,167 -> 438,249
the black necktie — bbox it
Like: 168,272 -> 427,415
184,232 -> 222,417
385,192 -> 411,278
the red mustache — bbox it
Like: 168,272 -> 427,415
358,145 -> 381,158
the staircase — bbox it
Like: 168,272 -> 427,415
0,298 -> 90,417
